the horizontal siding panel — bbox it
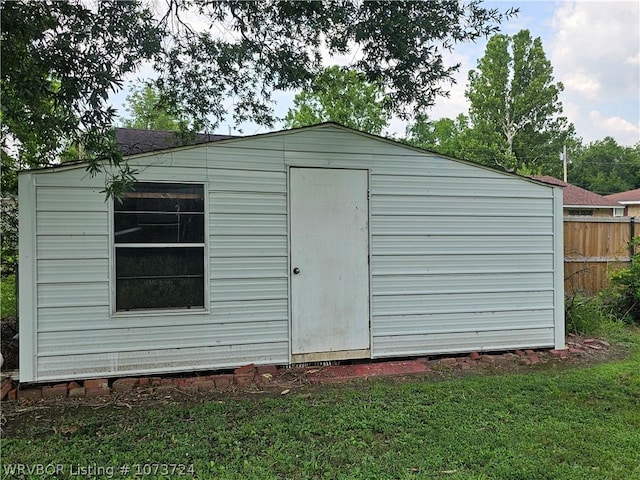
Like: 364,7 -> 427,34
38,306 -> 112,331
210,214 -> 286,235
34,168 -> 107,188
372,291 -> 554,316
38,321 -> 288,355
286,151 -> 499,178
37,187 -> 107,212
36,211 -> 108,235
37,235 -> 108,260
38,308 -> 235,332
209,192 -> 286,215
130,149 -> 207,168
214,136 -> 286,151
371,174 -> 551,198
208,168 -> 286,193
210,235 -> 287,257
211,257 -> 288,279
35,342 -> 289,382
210,277 -> 287,301
283,128 -> 377,154
370,155 -> 505,178
38,259 -> 109,283
372,328 -> 555,357
133,165 -> 207,182
280,127 -> 502,179
169,148 -> 208,168
371,215 -> 552,235
371,235 -> 553,255
371,195 -> 553,217
372,310 -> 555,336
211,299 -> 288,323
38,282 -> 109,308
372,254 -> 554,275
207,145 -> 285,171
125,148 -> 207,168
284,151 -> 374,170
372,272 -> 554,296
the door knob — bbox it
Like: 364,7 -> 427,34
293,267 -> 300,274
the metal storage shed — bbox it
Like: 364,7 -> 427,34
18,123 -> 564,383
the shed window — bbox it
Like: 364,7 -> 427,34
114,182 -> 205,311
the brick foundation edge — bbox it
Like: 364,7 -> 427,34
1,343 -> 600,402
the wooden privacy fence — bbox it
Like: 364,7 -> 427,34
564,217 -> 638,296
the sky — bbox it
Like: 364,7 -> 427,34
421,0 -> 640,146
111,0 -> 640,146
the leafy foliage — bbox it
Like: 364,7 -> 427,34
0,0 -> 162,190
157,1 -> 516,133
2,0 -> 515,195
568,138 -> 640,195
464,29 -> 572,174
603,238 -> 640,324
284,66 -> 390,134
0,274 -> 17,319
121,82 -> 187,131
0,196 -> 18,276
565,293 -> 622,336
405,113 -> 471,157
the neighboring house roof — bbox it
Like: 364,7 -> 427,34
605,188 -> 640,205
115,128 -> 235,155
534,176 -> 621,208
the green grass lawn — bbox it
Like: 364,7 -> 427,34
2,331 -> 640,480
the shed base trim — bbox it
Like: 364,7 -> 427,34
291,349 -> 370,363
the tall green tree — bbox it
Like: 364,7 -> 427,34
121,82 -> 186,131
569,137 -> 640,195
465,29 -> 571,175
405,113 -> 471,157
284,66 -> 390,134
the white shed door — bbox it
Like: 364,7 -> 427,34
290,168 -> 370,362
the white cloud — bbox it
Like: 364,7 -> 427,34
549,1 -> 640,144
550,1 -> 640,100
587,110 -> 640,145
626,52 -> 640,65
426,51 -> 473,121
563,72 -> 601,99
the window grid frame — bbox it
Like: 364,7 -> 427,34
110,181 -> 209,316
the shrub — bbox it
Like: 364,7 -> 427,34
1,274 -> 17,319
565,293 -> 618,336
602,238 -> 640,324
0,196 -> 18,276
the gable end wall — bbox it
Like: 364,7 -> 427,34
19,126 -> 562,382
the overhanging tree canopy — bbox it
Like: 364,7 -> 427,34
1,0 -> 517,196
1,0 -> 163,195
